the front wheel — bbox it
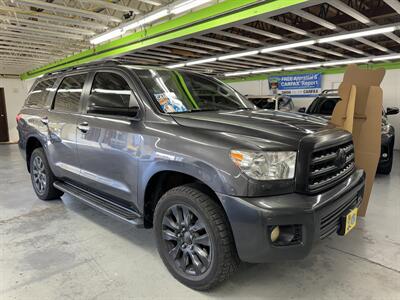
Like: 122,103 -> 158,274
154,185 -> 239,290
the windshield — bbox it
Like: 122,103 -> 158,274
135,69 -> 255,113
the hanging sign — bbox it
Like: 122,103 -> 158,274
268,73 -> 322,97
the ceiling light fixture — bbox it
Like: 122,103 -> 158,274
283,63 -> 321,70
372,54 -> 400,61
219,50 -> 259,61
186,57 -> 217,66
251,67 -> 282,74
171,0 -> 212,15
323,58 -> 370,66
166,63 -> 185,68
90,28 -> 123,44
225,70 -> 252,77
261,40 -> 316,53
318,26 -> 396,43
123,9 -> 169,32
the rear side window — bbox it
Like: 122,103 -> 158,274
53,74 -> 86,113
25,78 -> 56,108
88,72 -> 137,110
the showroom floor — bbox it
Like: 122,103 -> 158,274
1,144 -> 399,299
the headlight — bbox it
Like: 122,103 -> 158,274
230,150 -> 296,180
381,124 -> 391,134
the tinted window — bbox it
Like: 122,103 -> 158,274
25,79 -> 56,107
88,72 -> 138,111
53,74 -> 86,112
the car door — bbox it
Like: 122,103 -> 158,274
46,73 -> 88,180
76,70 -> 142,207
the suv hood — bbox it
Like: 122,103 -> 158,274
172,109 -> 334,150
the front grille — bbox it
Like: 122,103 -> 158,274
319,195 -> 359,239
308,141 -> 355,192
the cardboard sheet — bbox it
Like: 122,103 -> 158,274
331,65 -> 385,216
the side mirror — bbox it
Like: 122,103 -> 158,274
386,106 -> 399,115
298,107 -> 306,113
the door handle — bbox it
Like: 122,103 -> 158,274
41,116 -> 49,125
77,122 -> 90,133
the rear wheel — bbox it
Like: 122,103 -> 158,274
154,185 -> 239,290
30,148 -> 63,200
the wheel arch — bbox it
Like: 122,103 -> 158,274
142,170 -> 227,229
25,136 -> 44,172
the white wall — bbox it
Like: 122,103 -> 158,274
0,78 -> 30,142
229,70 -> 400,149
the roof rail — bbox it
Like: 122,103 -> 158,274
45,59 -> 121,77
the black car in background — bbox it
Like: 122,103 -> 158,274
299,89 -> 399,174
246,94 -> 294,111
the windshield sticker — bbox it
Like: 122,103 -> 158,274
154,93 -> 187,113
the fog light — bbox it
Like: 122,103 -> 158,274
270,226 -> 280,242
382,153 -> 388,158
269,225 -> 302,246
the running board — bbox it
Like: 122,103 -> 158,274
54,181 -> 144,227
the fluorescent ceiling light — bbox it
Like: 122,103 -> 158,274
261,40 -> 315,53
90,28 -> 123,44
318,26 -> 396,43
323,58 -> 370,67
92,9 -> 169,43
166,63 -> 185,69
219,50 -> 259,61
171,0 -> 212,15
225,71 -> 252,77
186,57 -> 217,66
284,63 -> 321,70
372,54 -> 400,61
123,9 -> 169,32
251,67 -> 282,74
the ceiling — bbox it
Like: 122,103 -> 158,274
0,0 -> 178,75
2,0 -> 400,77
112,0 -> 400,77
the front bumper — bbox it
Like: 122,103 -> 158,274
218,169 -> 365,263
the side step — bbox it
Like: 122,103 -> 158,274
54,181 -> 144,227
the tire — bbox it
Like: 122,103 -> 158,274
377,156 -> 393,175
30,148 -> 63,200
154,185 -> 239,290
377,139 -> 394,175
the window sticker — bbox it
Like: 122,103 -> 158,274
154,92 -> 187,113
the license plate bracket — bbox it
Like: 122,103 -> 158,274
339,207 -> 358,235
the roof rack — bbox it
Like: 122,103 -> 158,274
45,59 -> 121,77
321,89 -> 338,94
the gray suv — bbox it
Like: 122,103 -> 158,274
17,61 -> 365,290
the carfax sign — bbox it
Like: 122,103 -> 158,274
268,73 -> 322,97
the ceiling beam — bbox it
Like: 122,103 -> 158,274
0,5 -> 108,30
78,0 -> 142,14
0,15 -> 95,35
0,24 -> 85,40
216,31 -> 263,44
13,0 -> 121,23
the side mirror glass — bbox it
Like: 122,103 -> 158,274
386,106 -> 399,115
298,107 -> 306,113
